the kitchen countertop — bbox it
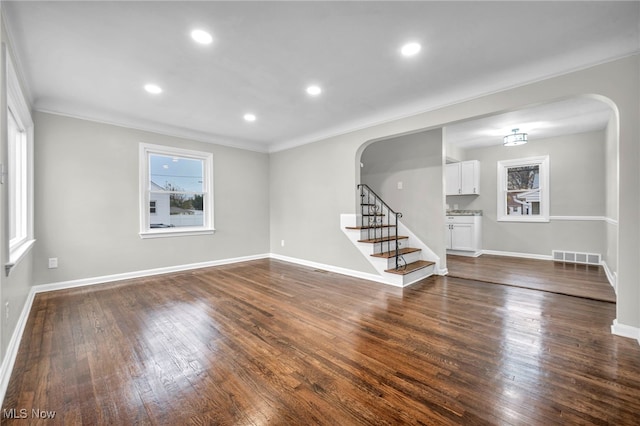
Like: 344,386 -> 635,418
446,210 -> 483,216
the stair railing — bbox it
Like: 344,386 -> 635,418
357,184 -> 404,270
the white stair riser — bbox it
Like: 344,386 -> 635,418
384,251 -> 422,269
400,264 -> 435,286
368,239 -> 408,255
341,213 -> 440,287
357,227 -> 397,240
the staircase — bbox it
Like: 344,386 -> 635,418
341,184 -> 437,287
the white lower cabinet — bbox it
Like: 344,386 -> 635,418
445,215 -> 481,256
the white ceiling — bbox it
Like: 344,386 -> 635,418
444,97 -> 614,150
4,1 -> 639,153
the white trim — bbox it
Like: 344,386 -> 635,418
5,239 -> 35,273
611,320 -> 640,345
601,260 -> 617,292
4,49 -> 35,276
267,53 -> 638,153
339,214 -> 439,286
481,249 -> 553,261
549,215 -> 608,221
446,249 -> 482,257
36,108 -> 269,154
6,54 -> 33,129
34,254 -> 270,294
139,143 -> 214,237
0,286 -> 36,405
484,250 -> 621,293
497,156 -> 550,223
605,217 -> 618,226
139,229 -> 215,239
270,253 -> 391,285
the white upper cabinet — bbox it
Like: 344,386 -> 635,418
445,160 -> 480,195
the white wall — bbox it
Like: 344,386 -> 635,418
32,112 -> 270,285
447,130 -> 608,257
360,129 -> 445,262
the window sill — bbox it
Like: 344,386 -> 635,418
139,228 -> 215,239
5,238 -> 36,275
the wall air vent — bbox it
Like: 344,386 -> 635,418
552,250 -> 601,265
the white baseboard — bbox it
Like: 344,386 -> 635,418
611,320 -> 640,345
483,250 -> 619,292
269,253 -> 391,285
481,249 -> 552,261
0,287 -> 36,406
601,260 -> 617,292
33,253 -> 270,294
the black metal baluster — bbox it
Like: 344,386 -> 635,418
356,184 -> 403,271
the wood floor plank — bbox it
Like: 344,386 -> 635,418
2,259 -> 639,425
446,254 -> 616,302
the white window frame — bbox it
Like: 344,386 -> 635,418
4,47 -> 35,274
497,156 -> 549,223
139,143 -> 214,238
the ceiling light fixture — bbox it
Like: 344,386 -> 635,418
306,85 -> 322,96
400,42 -> 421,57
191,29 -> 213,45
144,83 -> 162,94
243,113 -> 256,122
503,128 -> 528,146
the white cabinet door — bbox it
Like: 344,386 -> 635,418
450,223 -> 474,250
445,224 -> 452,249
460,161 -> 479,195
445,163 -> 460,195
445,160 -> 479,195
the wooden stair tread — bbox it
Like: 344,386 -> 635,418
371,247 -> 421,258
385,260 -> 435,275
345,225 -> 396,230
358,236 -> 408,244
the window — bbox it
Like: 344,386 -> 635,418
139,143 -> 214,238
497,156 -> 549,222
5,51 -> 35,273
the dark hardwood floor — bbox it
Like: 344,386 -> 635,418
447,254 -> 616,302
2,259 -> 639,425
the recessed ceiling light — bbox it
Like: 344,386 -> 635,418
144,83 -> 162,94
400,42 -> 421,57
191,29 -> 213,45
243,113 -> 257,122
306,85 -> 322,96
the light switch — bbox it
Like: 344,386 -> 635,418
397,181 -> 403,190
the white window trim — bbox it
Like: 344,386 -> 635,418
139,143 -> 214,239
497,155 -> 549,223
4,46 -> 35,274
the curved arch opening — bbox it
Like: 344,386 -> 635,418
355,95 -> 619,301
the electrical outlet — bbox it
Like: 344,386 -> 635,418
281,240 -> 285,247
48,258 -> 58,269
5,302 -> 9,321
